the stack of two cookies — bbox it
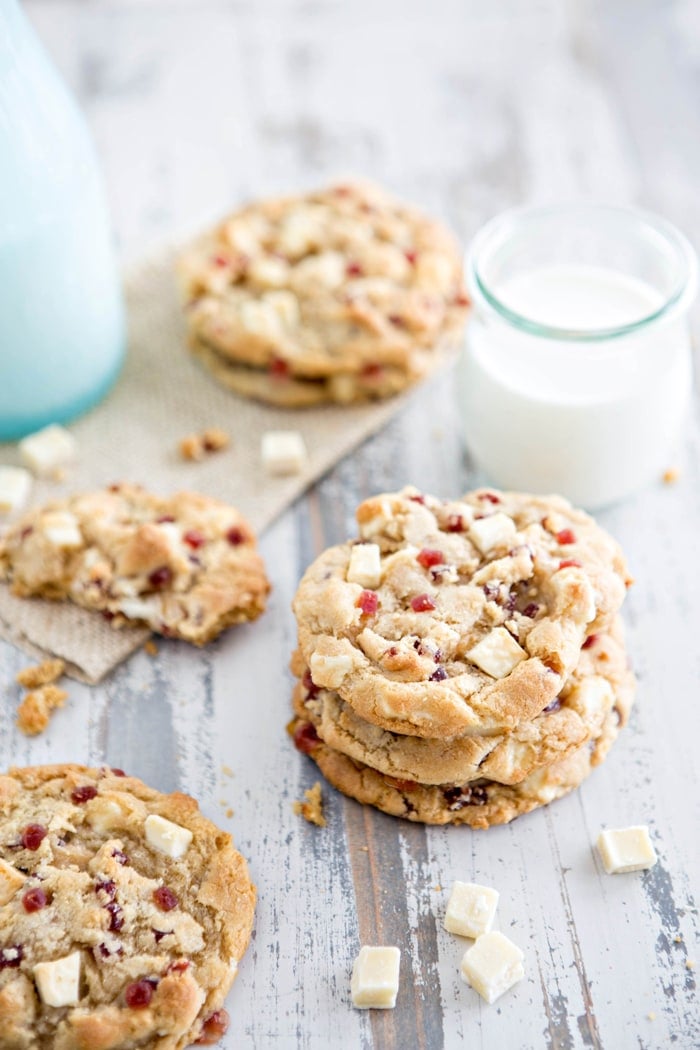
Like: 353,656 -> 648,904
289,487 -> 633,827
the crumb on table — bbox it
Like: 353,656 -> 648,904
17,685 -> 68,736
179,427 -> 230,461
16,658 -> 65,689
143,639 -> 159,657
293,781 -> 326,827
663,467 -> 680,484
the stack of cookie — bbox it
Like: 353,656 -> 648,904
289,487 -> 634,828
176,181 -> 469,407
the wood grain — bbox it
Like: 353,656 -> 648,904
3,2 -> 699,1047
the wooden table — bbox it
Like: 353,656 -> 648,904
5,3 -> 699,1047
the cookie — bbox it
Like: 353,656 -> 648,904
0,484 -> 270,646
292,622 -> 635,787
0,764 -> 255,1048
176,180 -> 469,406
289,706 -> 621,828
292,487 -> 630,739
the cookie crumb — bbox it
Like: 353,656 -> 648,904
17,685 -> 68,736
16,658 -> 65,689
293,781 -> 326,827
662,467 -> 680,484
143,639 -> 159,657
358,845 -> 369,852
226,808 -> 234,819
647,1012 -> 656,1021
686,959 -> 695,970
674,934 -> 683,944
179,427 -> 230,461
221,765 -> 234,778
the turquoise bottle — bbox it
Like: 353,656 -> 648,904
0,0 -> 125,440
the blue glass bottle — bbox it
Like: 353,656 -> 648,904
0,0 -> 125,440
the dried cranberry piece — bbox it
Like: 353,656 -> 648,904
504,590 -> 518,612
556,528 -> 576,545
346,262 -> 363,277
153,886 -> 179,912
429,666 -> 448,682
226,526 -> 246,546
417,548 -> 444,569
453,292 -> 471,307
558,558 -> 582,570
212,255 -> 229,268
156,515 -> 175,524
106,902 -> 124,932
22,888 -> 48,913
196,1009 -> 231,1044
153,928 -> 172,943
71,785 -> 98,805
522,603 -> 539,618
388,314 -> 404,327
148,566 -> 172,589
481,492 -> 501,504
543,698 -> 562,714
404,249 -> 417,265
20,825 -> 46,851
301,668 -> 319,699
166,959 -> 190,974
293,721 -> 320,756
102,610 -> 116,622
361,363 -> 383,380
112,849 -> 129,865
446,514 -> 464,532
183,529 -> 206,549
125,979 -> 154,1008
408,494 -> 425,505
356,590 -> 379,616
95,880 -> 117,900
443,784 -> 488,810
483,582 -> 500,602
20,526 -> 33,540
0,945 -> 23,969
111,768 -> 127,777
411,593 -> 436,612
268,356 -> 290,379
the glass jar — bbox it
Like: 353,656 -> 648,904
0,0 -> 125,440
459,204 -> 697,508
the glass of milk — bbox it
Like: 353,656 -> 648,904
460,204 -> 697,508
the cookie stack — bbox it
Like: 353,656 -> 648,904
176,181 -> 469,407
289,487 -> 634,828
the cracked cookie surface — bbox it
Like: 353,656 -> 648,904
0,484 -> 270,646
0,765 -> 255,1050
292,487 -> 630,738
292,621 -> 634,787
177,181 -> 469,406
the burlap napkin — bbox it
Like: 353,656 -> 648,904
0,247 -> 445,681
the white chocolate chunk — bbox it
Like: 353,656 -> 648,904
145,813 -> 193,859
460,931 -> 524,1004
309,651 -> 354,690
266,290 -> 300,328
596,826 -> 657,874
19,424 -> 77,476
0,858 -> 25,905
347,544 -> 382,588
43,511 -> 83,549
84,798 -> 124,833
444,881 -> 499,939
469,513 -> 518,556
358,499 -> 393,539
351,946 -> 401,1009
467,627 -> 527,679
261,431 -> 308,476
0,466 -> 32,514
239,300 -> 282,341
33,951 -> 81,1008
116,597 -> 160,624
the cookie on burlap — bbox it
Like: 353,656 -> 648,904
0,765 -> 255,1049
292,487 -> 630,739
0,484 -> 270,645
176,180 -> 469,406
291,622 -> 635,787
289,704 -> 621,828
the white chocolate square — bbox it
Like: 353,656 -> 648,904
145,813 -> 193,859
309,651 -> 354,690
261,431 -> 308,476
469,513 -> 518,556
467,627 -> 527,679
43,511 -> 83,549
347,544 -> 382,588
0,466 -> 32,514
460,931 -> 524,1004
444,881 -> 499,939
596,826 -> 657,874
0,858 -> 25,905
19,424 -> 77,476
33,951 -> 81,1007
351,946 -> 401,1009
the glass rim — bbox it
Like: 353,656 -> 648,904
466,202 -> 698,343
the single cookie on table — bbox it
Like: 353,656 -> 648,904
0,483 -> 270,645
288,701 -> 622,828
0,764 -> 255,1048
292,487 -> 630,740
291,621 -> 635,787
176,180 -> 469,406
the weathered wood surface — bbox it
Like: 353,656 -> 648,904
3,2 -> 699,1046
